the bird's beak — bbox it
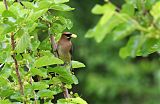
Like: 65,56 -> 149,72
71,34 -> 77,38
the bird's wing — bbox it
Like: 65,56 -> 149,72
70,45 -> 73,60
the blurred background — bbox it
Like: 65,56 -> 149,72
67,0 -> 160,104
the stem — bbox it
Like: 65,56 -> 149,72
63,86 -> 70,98
50,35 -> 58,57
11,32 -> 25,103
30,77 -> 38,104
3,0 -> 25,103
3,0 -> 8,10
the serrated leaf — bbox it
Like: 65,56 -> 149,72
15,33 -> 30,53
72,61 -> 85,68
50,4 -> 74,11
34,55 -> 63,68
32,82 -> 49,90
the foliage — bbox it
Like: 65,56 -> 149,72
0,0 -> 86,103
86,0 -> 160,58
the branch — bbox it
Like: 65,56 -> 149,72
11,32 -> 26,103
3,0 -> 8,10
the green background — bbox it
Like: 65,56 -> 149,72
69,0 -> 160,104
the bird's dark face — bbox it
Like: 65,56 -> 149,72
62,32 -> 77,40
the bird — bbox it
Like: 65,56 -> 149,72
57,32 -> 77,66
56,32 -> 77,98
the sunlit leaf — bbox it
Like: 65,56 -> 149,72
92,3 -> 115,15
32,82 -> 49,90
37,89 -> 54,98
150,1 -> 160,21
34,55 -> 63,68
57,97 -> 88,104
15,33 -> 30,53
53,0 -> 69,4
72,61 -> 85,68
50,4 -> 74,11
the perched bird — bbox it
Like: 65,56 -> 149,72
57,32 -> 77,65
56,32 -> 77,98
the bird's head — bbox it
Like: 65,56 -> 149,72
62,32 -> 77,40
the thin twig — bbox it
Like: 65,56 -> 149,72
3,0 -> 25,103
3,0 -> 8,10
11,32 -> 26,103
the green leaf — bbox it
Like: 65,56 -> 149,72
50,23 -> 66,34
0,2 -> 5,14
92,3 -> 115,15
15,33 -> 30,53
34,55 -> 64,68
59,17 -> 73,29
32,82 -> 49,90
0,88 -> 14,98
119,35 -> 145,58
37,89 -> 54,98
145,0 -> 156,10
139,38 -> 160,56
0,64 -> 12,78
53,0 -> 69,4
50,4 -> 74,11
72,75 -> 78,84
29,35 -> 40,51
0,99 -> 12,104
85,16 -> 122,43
2,10 -> 17,18
112,20 -> 136,40
72,61 -> 85,68
48,67 -> 74,84
121,3 -> 135,16
27,9 -> 48,22
30,68 -> 47,78
50,85 -> 63,95
22,1 -> 35,9
0,77 -> 10,87
150,1 -> 160,21
37,1 -> 52,10
57,97 -> 88,104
